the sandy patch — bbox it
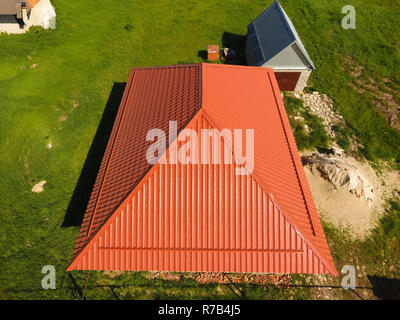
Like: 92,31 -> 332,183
301,151 -> 400,238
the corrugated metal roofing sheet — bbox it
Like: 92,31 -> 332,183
67,63 -> 336,275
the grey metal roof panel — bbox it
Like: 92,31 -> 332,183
277,2 -> 316,69
247,1 -> 315,70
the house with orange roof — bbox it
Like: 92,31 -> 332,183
67,63 -> 337,276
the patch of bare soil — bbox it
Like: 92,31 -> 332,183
344,57 -> 400,130
301,150 -> 400,238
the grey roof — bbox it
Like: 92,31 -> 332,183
247,1 -> 315,69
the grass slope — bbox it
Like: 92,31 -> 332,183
0,0 -> 399,299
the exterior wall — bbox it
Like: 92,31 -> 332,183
273,69 -> 311,92
274,71 -> 301,91
294,69 -> 311,92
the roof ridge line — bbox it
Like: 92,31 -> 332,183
266,71 -> 336,274
67,110 -> 206,271
200,107 -> 337,276
67,71 -> 137,269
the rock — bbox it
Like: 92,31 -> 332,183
293,116 -> 305,122
32,180 -> 46,193
30,64 -> 38,69
331,146 -> 344,157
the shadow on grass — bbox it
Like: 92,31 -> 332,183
198,50 -> 207,61
62,82 -> 126,227
367,275 -> 400,300
221,31 -> 246,65
197,31 -> 246,64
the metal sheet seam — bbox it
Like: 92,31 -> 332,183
67,71 -> 138,270
266,71 -> 315,236
66,110 -> 206,271
251,22 -> 265,63
267,73 -> 337,275
199,107 -> 317,258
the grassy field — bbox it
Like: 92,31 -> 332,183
0,0 -> 399,299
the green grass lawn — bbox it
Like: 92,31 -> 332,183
0,0 -> 399,299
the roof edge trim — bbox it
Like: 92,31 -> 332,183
200,106 -> 337,276
266,71 -> 337,275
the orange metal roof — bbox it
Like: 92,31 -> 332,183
67,63 -> 337,275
